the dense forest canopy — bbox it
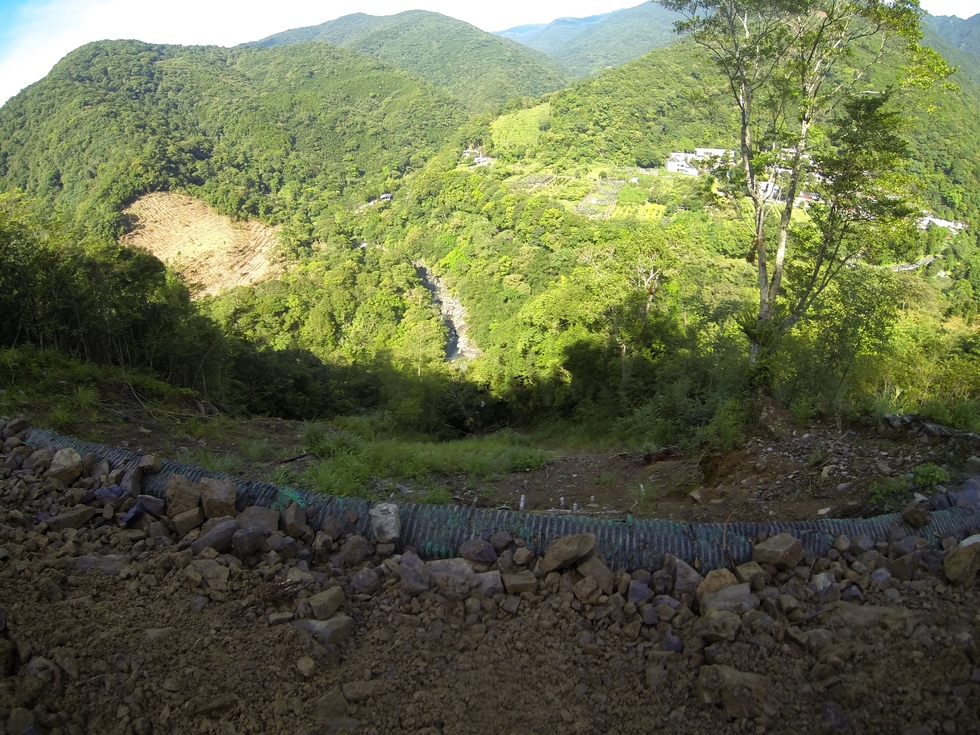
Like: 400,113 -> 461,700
251,10 -> 569,113
1,4 -> 980,446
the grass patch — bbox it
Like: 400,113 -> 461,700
240,438 -> 274,462
296,430 -> 551,499
191,449 -> 240,474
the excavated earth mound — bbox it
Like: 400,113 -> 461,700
2,414 -> 980,735
121,192 -> 283,297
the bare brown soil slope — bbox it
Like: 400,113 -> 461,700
122,193 -> 283,297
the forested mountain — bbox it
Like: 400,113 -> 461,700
925,12 -> 980,55
251,10 -> 568,112
3,8 -> 980,444
0,40 -> 464,243
497,2 -> 683,77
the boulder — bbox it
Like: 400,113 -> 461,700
282,501 -> 309,538
459,538 -> 497,564
539,533 -> 596,574
672,556 -> 702,599
700,583 -> 758,614
172,507 -> 205,538
502,569 -> 538,596
427,558 -> 475,588
697,665 -> 780,718
368,503 -> 401,544
944,539 -> 980,586
310,587 -> 345,620
238,505 -> 280,534
199,477 -> 237,519
190,518 -> 238,555
696,568 -> 738,605
45,505 -> 96,531
165,476 -> 201,516
45,448 -> 83,485
397,552 -> 430,596
693,608 -> 741,642
577,555 -> 615,595
753,532 -> 805,569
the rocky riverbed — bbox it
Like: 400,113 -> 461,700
1,414 -> 980,735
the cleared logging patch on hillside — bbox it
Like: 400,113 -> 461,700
122,192 -> 283,297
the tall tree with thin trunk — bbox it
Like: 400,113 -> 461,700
660,0 -> 951,388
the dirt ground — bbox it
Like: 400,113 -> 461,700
2,411 -> 980,734
121,192 -> 283,297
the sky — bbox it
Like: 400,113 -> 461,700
0,0 -> 977,106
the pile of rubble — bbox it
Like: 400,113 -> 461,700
1,415 -> 980,735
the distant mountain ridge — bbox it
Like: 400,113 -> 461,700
924,12 -> 980,55
497,2 -> 683,77
251,10 -> 568,112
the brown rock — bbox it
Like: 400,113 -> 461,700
165,475 -> 201,516
313,688 -> 349,720
45,505 -> 96,531
501,570 -> 537,596
45,448 -> 83,485
137,454 -> 162,474
292,615 -> 354,645
192,559 -> 229,592
310,587 -> 345,620
693,608 -> 741,642
753,532 -> 805,569
577,555 -> 615,595
944,541 -> 980,586
901,501 -> 931,529
238,505 -> 280,534
539,533 -> 596,574
199,477 -> 237,519
342,680 -> 379,703
172,506 -> 205,538
282,501 -> 310,538
697,665 -> 780,719
696,568 -> 738,605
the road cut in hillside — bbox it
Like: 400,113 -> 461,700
122,192 -> 283,297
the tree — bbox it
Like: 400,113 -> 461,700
661,0 -> 952,386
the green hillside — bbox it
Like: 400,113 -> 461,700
497,2 -> 683,77
0,39 -> 464,242
251,10 -> 568,113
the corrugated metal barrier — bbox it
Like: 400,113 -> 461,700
27,428 -> 980,572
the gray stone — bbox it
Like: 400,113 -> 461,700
474,570 -> 504,596
232,527 -> 265,557
700,583 -> 758,614
292,615 -> 354,645
573,575 -> 599,603
502,569 -> 538,595
640,604 -> 660,626
539,533 -> 596,574
753,532 -> 805,569
46,505 -> 96,531
268,612 -> 294,626
397,552 -> 431,595
136,494 -> 166,518
266,533 -> 298,560
71,554 -> 130,575
238,505 -> 280,534
165,475 -> 201,516
282,501 -> 309,538
368,502 -> 401,543
808,571 -> 841,603
331,535 -> 373,567
342,680 -> 379,703
6,415 -> 29,433
350,567 -> 381,595
459,538 -> 497,564
672,557 -> 702,599
427,558 -> 475,590
628,580 -> 650,606
191,519 -> 238,555
697,665 -> 780,719
199,477 -> 237,519
889,553 -> 918,582
734,561 -> 767,589
137,454 -> 162,474
489,530 -> 513,551
310,587 -> 345,620
693,608 -> 741,642
313,688 -> 349,720
172,506 -> 205,538
45,448 -> 83,484
577,555 -> 615,595
697,568 -> 738,605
